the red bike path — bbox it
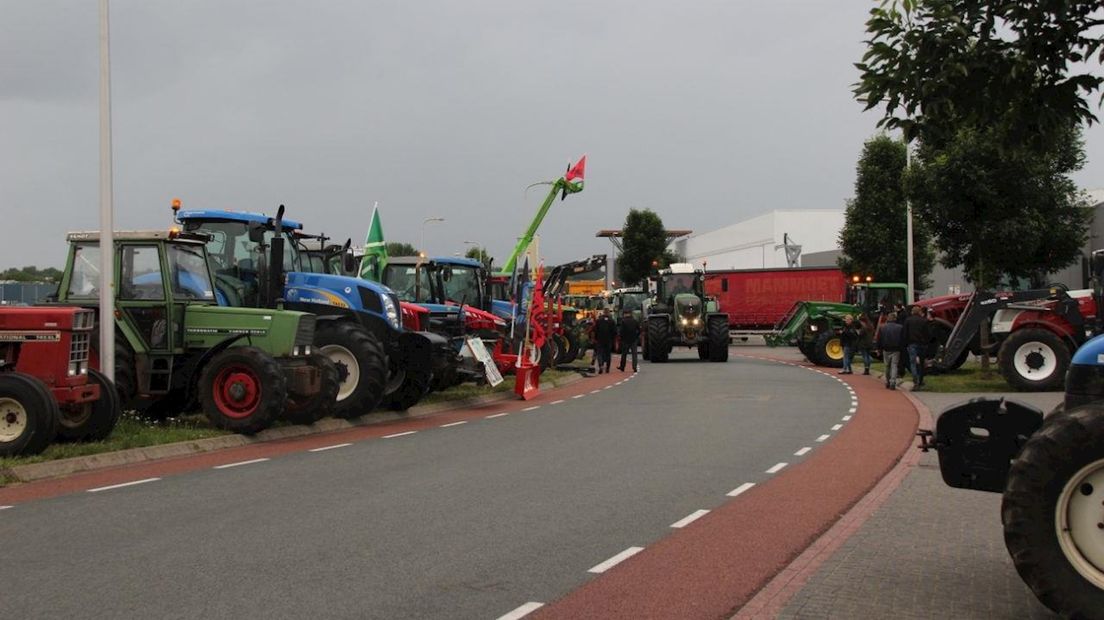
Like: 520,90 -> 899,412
534,357 -> 920,620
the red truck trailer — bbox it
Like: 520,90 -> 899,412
704,267 -> 848,334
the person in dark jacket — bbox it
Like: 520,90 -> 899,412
838,315 -> 859,374
876,316 -> 905,389
856,315 -> 875,375
591,309 -> 617,374
617,310 -> 641,372
902,306 -> 931,388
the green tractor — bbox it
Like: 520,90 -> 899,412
57,230 -> 336,434
765,282 -> 908,367
642,264 -> 730,363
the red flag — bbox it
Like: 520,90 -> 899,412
565,155 -> 586,184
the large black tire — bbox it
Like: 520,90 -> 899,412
697,343 -> 709,360
284,354 -> 340,425
430,366 -> 457,393
707,316 -> 729,362
315,321 -> 388,419
0,372 -> 60,456
386,366 -> 432,411
538,339 -> 556,372
647,317 -> 670,363
198,346 -> 286,434
998,328 -> 1071,392
1002,403 -> 1104,619
57,368 -> 121,442
811,331 -> 844,368
552,333 -> 570,367
796,340 -> 814,362
563,330 -> 581,363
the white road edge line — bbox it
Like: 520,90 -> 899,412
214,458 -> 270,470
441,421 -> 468,427
602,386 -> 613,390
842,415 -> 852,421
87,477 -> 161,493
849,407 -> 857,413
522,406 -> 540,412
0,505 -> 13,510
572,394 -> 585,399
816,434 -> 831,442
486,413 -> 509,419
551,399 -> 565,405
794,447 -> 812,456
588,546 -> 645,573
766,462 -> 788,474
671,509 -> 710,529
832,424 -> 843,431
383,431 -> 418,439
590,390 -> 601,394
497,602 -> 545,620
309,443 -> 352,453
728,482 -> 756,497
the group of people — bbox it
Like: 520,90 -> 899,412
837,304 -> 933,390
588,309 -> 641,374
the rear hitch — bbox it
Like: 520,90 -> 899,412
916,429 -> 936,452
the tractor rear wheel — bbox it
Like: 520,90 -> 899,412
563,330 -> 581,363
647,318 -> 670,363
315,321 -> 388,419
707,316 -> 729,362
198,346 -> 286,435
1002,402 -> 1104,617
0,372 -> 60,456
57,368 -> 121,442
386,364 -> 432,411
812,332 -> 845,368
284,354 -> 340,425
998,328 -> 1070,392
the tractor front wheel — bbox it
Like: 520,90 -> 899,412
57,368 -> 121,442
386,364 -> 432,411
647,318 -> 670,363
998,328 -> 1071,392
707,316 -> 729,362
284,354 -> 340,425
0,372 -> 59,456
1002,402 -> 1104,617
812,332 -> 845,368
315,321 -> 388,419
199,346 -> 286,434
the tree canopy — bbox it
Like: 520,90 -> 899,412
0,266 -> 62,283
464,245 -> 493,267
838,135 -> 935,291
385,242 -> 419,257
617,208 -> 678,286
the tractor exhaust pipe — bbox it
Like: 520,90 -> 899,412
268,204 -> 286,308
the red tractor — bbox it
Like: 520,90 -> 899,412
0,306 -> 120,456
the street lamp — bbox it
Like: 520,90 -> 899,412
420,217 -> 445,255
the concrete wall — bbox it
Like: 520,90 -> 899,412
673,209 -> 844,270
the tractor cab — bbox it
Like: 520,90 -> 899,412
846,281 -> 908,318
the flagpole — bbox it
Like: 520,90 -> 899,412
98,0 -> 115,382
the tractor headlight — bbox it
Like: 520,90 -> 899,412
693,318 -> 700,326
810,324 -> 819,332
681,318 -> 688,326
68,361 -> 88,376
381,294 -> 401,329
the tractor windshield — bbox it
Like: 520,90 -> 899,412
187,221 -> 299,306
382,264 -> 436,304
441,266 -> 482,306
66,244 -> 102,298
620,292 -> 647,311
664,274 -> 697,297
167,244 -> 216,301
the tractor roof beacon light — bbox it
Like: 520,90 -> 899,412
852,274 -> 861,283
865,275 -> 874,283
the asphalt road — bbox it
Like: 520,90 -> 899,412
0,349 -> 855,620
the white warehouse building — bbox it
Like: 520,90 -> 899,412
672,209 -> 845,270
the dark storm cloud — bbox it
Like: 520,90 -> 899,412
1,1 -> 1100,269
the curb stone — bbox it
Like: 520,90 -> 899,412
4,371 -> 589,484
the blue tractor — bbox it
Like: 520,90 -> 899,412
174,205 -> 448,415
924,252 -> 1104,619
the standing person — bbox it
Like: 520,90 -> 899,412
592,309 -> 616,374
856,315 -> 875,375
876,314 -> 905,389
838,315 -> 859,375
902,306 -> 930,389
617,310 -> 641,372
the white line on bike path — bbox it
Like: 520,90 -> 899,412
213,458 -> 269,470
309,443 -> 352,453
588,546 -> 645,573
496,601 -> 545,620
87,478 -> 161,492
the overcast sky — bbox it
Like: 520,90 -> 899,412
2,1 -> 1102,269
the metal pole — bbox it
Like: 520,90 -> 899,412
98,0 -> 115,382
905,139 -> 915,302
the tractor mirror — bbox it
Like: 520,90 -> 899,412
343,251 -> 358,275
1092,250 -> 1104,279
248,224 -> 266,244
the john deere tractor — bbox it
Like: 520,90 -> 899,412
57,230 -> 333,434
643,264 -> 729,363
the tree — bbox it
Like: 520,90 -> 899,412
854,0 -> 1104,149
838,135 -> 935,291
906,125 -> 1092,289
0,266 -> 63,283
464,246 -> 493,267
385,242 -> 418,257
617,208 -> 676,286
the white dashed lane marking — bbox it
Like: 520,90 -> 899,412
670,509 -> 711,529
572,394 -> 585,399
551,400 -> 565,405
842,415 -> 852,421
521,406 -> 540,412
309,443 -> 351,453
87,477 -> 161,492
383,431 -> 417,439
816,434 -> 831,442
485,413 -> 509,419
213,458 -> 269,470
727,482 -> 756,497
794,447 -> 812,456
763,458 -> 790,472
440,421 -> 468,428
588,547 -> 645,573
497,602 -> 545,620
831,424 -> 843,431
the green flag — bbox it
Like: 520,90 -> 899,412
359,204 -> 388,282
